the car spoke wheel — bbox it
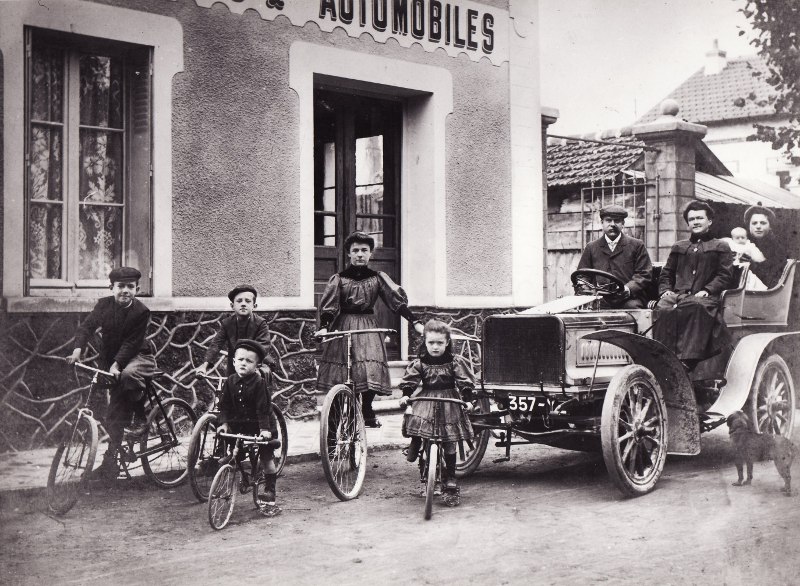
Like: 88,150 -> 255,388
140,398 -> 197,488
187,413 -> 221,502
319,385 -> 367,501
749,354 -> 795,437
455,396 -> 491,478
47,415 -> 98,515
208,464 -> 236,530
601,365 -> 667,497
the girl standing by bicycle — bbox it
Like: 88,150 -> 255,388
316,231 -> 424,428
398,320 -> 475,505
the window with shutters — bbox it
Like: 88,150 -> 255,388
25,28 -> 153,295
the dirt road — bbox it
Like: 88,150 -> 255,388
2,428 -> 798,585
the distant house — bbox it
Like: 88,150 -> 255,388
637,41 -> 800,193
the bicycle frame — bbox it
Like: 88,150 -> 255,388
317,327 -> 396,389
316,327 -> 396,500
318,327 -> 397,434
75,362 -> 179,461
407,395 -> 469,518
217,432 -> 275,485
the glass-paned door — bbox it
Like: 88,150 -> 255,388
313,89 -> 402,358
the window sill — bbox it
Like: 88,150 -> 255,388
3,296 -> 316,314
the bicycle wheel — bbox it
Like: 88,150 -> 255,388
207,464 -> 236,530
424,443 -> 439,521
271,404 -> 288,477
319,384 -> 367,501
140,398 -> 197,488
47,414 -> 99,516
187,413 -> 221,502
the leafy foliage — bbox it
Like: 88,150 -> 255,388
739,0 -> 800,152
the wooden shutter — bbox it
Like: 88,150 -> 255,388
127,47 -> 153,294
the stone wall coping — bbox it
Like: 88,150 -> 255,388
2,296 -> 317,314
631,117 -> 707,139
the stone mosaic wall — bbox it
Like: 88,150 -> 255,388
0,310 -> 317,452
0,306 -> 513,452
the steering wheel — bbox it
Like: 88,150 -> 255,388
570,268 -> 626,297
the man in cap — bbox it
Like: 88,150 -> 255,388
195,283 -> 272,376
67,266 -> 157,479
575,205 -> 653,309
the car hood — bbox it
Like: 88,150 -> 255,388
520,295 -> 601,315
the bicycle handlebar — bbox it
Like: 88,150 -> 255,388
217,432 -> 268,441
216,431 -> 281,448
451,333 -> 481,343
408,397 -> 469,408
195,372 -> 225,382
72,361 -> 115,378
315,328 -> 397,338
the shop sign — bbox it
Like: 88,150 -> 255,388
193,0 -> 510,66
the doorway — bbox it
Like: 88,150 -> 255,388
313,89 -> 402,357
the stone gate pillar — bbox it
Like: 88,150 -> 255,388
632,100 -> 708,262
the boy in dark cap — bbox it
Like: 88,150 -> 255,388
576,205 -> 652,308
67,266 -> 157,479
195,284 -> 272,376
217,339 -> 280,517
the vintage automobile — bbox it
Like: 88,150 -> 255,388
456,260 -> 799,497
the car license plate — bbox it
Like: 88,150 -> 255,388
508,395 -> 545,413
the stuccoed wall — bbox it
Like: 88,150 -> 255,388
89,0 -> 513,299
1,53 -> 4,298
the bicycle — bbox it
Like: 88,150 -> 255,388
207,432 -> 281,530
316,327 -> 395,501
407,396 -> 470,520
187,372 -> 288,502
46,362 -> 197,515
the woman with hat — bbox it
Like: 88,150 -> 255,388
743,204 -> 787,289
316,231 -> 425,428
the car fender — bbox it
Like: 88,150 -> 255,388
707,331 -> 800,419
582,329 -> 700,456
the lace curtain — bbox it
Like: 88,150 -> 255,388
78,55 -> 123,280
28,47 -> 124,282
28,46 -> 64,280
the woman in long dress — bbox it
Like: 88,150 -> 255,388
316,231 -> 424,427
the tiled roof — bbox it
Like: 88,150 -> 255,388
547,133 -> 644,187
637,57 -> 776,124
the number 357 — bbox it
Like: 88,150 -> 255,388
508,396 -> 536,412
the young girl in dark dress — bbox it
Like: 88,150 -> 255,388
316,231 -> 424,427
399,320 -> 475,506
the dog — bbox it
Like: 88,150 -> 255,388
726,410 -> 796,495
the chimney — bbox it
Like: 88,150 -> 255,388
704,39 -> 727,75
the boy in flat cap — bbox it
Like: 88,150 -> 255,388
67,266 -> 157,479
576,205 -> 652,308
195,284 -> 272,377
217,339 -> 280,516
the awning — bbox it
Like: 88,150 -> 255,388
695,172 -> 800,209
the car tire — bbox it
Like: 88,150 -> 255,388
748,353 -> 795,437
601,364 -> 668,497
